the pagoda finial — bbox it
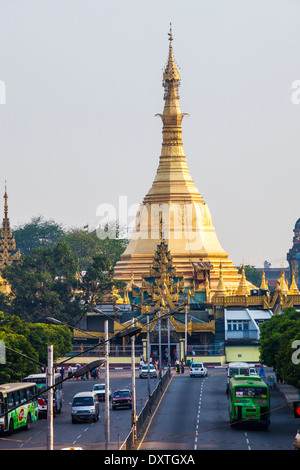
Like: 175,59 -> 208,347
168,22 -> 173,41
163,24 -> 180,99
4,181 -> 8,219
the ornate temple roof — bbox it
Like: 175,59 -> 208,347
0,186 -> 21,269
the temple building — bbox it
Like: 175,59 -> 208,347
287,218 -> 300,288
75,29 -> 300,366
114,27 -> 253,296
0,186 -> 21,293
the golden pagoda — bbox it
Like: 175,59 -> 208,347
114,27 -> 245,295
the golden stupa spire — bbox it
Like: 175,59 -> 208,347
213,263 -> 228,297
288,270 -> 300,295
235,264 -> 250,296
278,269 -> 289,294
260,270 -> 268,290
0,185 -> 21,269
114,28 -> 242,294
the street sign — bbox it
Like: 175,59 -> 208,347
293,401 -> 300,418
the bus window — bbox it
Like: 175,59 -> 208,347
235,387 -> 267,399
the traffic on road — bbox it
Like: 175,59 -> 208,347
0,366 -> 298,450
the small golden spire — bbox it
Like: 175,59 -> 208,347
278,269 -> 289,294
288,270 -> 300,295
260,270 -> 268,290
235,264 -> 250,296
213,263 -> 228,297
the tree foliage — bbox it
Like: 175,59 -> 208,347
59,228 -> 128,271
13,216 -> 64,256
0,311 -> 72,383
259,307 -> 300,388
2,241 -> 83,324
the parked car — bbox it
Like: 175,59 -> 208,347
190,362 -> 208,377
139,364 -> 157,379
111,389 -> 132,410
92,383 -> 112,401
294,430 -> 300,450
71,391 -> 99,423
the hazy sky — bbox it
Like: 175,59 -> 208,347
0,0 -> 300,269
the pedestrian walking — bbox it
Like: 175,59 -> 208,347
259,364 -> 265,377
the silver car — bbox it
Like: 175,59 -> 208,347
139,364 -> 157,379
190,363 -> 208,377
71,391 -> 99,423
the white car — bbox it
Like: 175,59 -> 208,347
139,364 -> 157,379
92,383 -> 112,401
190,362 -> 208,377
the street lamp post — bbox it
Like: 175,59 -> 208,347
104,319 -> 110,450
158,308 -> 162,380
131,317 -> 137,441
47,345 -> 54,451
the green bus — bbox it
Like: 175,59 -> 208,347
0,382 -> 39,434
228,375 -> 270,429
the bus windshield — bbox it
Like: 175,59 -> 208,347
229,368 -> 249,377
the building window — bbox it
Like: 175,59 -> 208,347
227,320 -> 250,331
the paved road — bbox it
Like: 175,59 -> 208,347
138,369 -> 297,451
0,368 -> 297,451
0,370 -> 158,450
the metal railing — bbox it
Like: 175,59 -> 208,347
225,329 -> 258,340
120,368 -> 171,450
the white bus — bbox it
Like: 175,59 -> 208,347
23,373 -> 63,415
226,362 -> 250,393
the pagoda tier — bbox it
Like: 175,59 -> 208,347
114,27 -> 242,294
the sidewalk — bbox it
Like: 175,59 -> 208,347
276,381 -> 299,411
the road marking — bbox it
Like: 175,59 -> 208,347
136,375 -> 174,450
244,432 -> 251,450
194,378 -> 206,450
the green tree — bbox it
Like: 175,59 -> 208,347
0,311 -> 72,383
259,307 -> 300,387
59,228 -> 128,272
2,242 -> 83,324
13,216 -> 65,256
81,253 -> 126,308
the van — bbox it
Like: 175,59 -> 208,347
71,391 -> 99,423
226,362 -> 250,393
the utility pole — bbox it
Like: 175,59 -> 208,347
47,345 -> 54,450
147,312 -> 151,411
104,320 -> 110,450
131,318 -> 137,442
158,308 -> 162,380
